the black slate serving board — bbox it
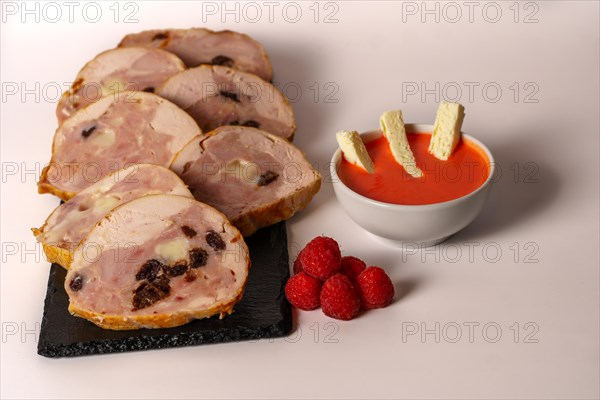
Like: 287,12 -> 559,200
38,222 -> 292,358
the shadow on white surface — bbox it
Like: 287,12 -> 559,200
451,132 -> 560,242
393,278 -> 421,302
264,36 -> 340,220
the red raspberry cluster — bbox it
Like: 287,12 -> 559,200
285,236 -> 395,320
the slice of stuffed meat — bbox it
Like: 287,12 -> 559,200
170,126 -> 321,236
56,47 -> 185,123
119,28 -> 273,81
157,65 -> 295,140
65,194 -> 250,330
33,164 -> 193,269
39,91 -> 201,200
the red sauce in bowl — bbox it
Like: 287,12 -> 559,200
337,133 -> 490,205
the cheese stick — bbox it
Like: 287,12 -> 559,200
429,101 -> 465,160
336,130 -> 375,173
379,110 -> 423,178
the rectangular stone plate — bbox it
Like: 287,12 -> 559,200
37,222 -> 292,358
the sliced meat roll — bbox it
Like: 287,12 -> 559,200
33,164 -> 193,270
170,126 -> 321,236
157,65 -> 295,140
56,47 -> 185,123
65,194 -> 250,330
119,28 -> 273,82
39,91 -> 201,201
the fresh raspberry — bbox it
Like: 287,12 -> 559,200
300,236 -> 341,280
356,267 -> 395,309
320,273 -> 361,320
339,256 -> 366,282
292,248 -> 306,274
285,272 -> 322,310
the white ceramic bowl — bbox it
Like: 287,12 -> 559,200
330,123 -> 495,247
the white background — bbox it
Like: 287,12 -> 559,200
1,1 -> 599,399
